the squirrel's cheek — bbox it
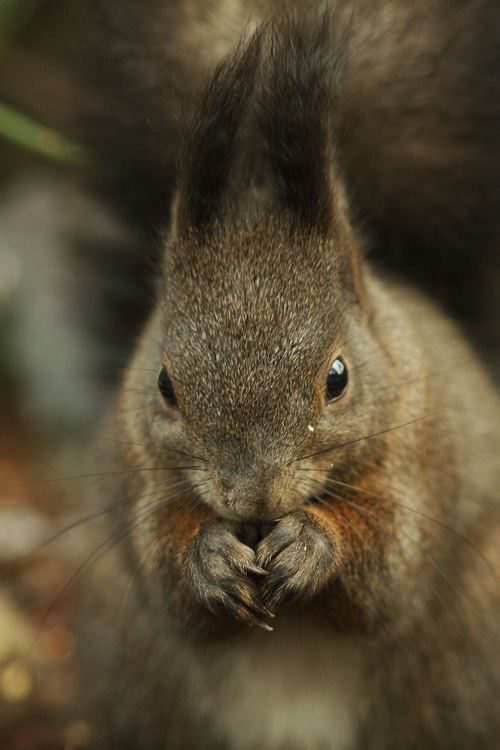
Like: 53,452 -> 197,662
126,484 -> 213,589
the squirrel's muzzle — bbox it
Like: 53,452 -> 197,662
216,464 -> 293,521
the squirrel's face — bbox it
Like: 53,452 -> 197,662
118,23 -> 401,530
122,218 -> 395,523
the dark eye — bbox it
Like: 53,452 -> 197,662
326,357 -> 348,402
158,366 -> 177,407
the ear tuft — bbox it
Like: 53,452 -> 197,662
175,13 -> 348,239
255,14 -> 346,233
176,29 -> 264,235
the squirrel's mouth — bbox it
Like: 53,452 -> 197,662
238,522 -> 273,551
237,498 -> 321,550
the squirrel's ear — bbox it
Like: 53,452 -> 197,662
174,16 -> 347,239
175,30 -> 263,237
256,16 -> 345,235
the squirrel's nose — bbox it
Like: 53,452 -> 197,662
219,470 -> 279,518
220,474 -> 257,508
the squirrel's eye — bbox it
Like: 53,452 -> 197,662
158,366 -> 177,407
326,357 -> 348,402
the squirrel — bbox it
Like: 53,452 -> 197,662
73,2 -> 500,749
75,0 -> 500,385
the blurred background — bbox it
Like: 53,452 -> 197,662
0,2 -> 101,747
0,2 -> 499,748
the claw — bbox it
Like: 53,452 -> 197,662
257,621 -> 274,632
245,562 -> 269,576
260,604 -> 275,617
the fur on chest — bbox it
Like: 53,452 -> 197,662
186,616 -> 368,750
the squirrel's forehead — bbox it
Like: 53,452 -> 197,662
162,233 -> 347,371
162,283 -> 341,384
165,220 -> 342,289
166,252 -> 341,319
166,266 -> 338,335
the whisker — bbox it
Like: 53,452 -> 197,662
319,484 -> 477,629
298,479 -> 398,633
90,435 -> 207,463
30,483 -> 202,658
117,494 -> 203,622
299,489 -> 414,656
40,477 -> 193,549
313,494 -> 381,566
323,474 -> 494,572
115,388 -> 162,396
316,354 -> 476,405
80,464 -> 206,492
297,478 -> 382,566
293,409 -> 455,463
104,367 -> 159,376
331,325 -> 411,355
0,464 -> 206,489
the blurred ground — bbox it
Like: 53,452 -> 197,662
0,399 -> 91,750
0,2 -> 94,747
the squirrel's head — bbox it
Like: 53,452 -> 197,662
121,19 -> 407,523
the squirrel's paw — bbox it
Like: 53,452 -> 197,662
256,509 -> 339,610
183,517 -> 272,629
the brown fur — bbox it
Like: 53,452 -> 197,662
76,8 -> 500,750
74,0 -> 500,382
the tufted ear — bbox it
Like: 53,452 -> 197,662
255,15 -> 346,235
174,14 -> 348,241
175,30 -> 263,237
